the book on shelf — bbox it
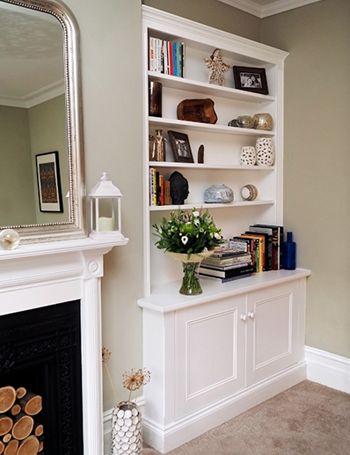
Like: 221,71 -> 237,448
201,253 -> 252,268
232,235 -> 260,273
199,264 -> 254,282
149,168 -> 172,206
245,231 -> 272,272
249,224 -> 284,270
241,232 -> 268,272
149,36 -> 184,77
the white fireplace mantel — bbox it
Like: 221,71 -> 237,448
0,235 -> 128,454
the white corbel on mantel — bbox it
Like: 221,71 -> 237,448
0,236 -> 128,455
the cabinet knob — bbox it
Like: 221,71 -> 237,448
248,312 -> 255,319
240,314 -> 247,322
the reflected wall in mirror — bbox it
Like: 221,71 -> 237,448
0,0 -> 85,242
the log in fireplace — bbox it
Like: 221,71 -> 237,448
0,301 -> 83,455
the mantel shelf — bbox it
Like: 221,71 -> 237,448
138,269 -> 311,313
148,161 -> 275,171
149,117 -> 275,136
148,71 -> 276,103
0,236 -> 129,261
149,200 -> 274,211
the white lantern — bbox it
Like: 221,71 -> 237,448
89,172 -> 124,240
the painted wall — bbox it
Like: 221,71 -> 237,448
28,95 -> 69,223
260,0 -> 350,357
143,0 -> 260,41
0,105 -> 36,226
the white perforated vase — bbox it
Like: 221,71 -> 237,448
256,137 -> 274,166
240,146 -> 256,166
111,401 -> 142,455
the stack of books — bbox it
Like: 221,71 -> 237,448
149,37 -> 184,77
198,241 -> 254,283
232,224 -> 283,272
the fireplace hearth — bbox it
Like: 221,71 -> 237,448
0,301 -> 83,454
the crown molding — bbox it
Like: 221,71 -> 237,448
218,0 -> 263,17
0,79 -> 64,108
218,0 -> 322,18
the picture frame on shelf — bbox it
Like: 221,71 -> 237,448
168,130 -> 194,163
35,151 -> 63,212
233,66 -> 269,95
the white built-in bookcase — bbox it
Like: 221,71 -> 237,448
139,8 -> 311,453
142,6 -> 288,298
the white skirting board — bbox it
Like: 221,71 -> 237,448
103,348 -> 350,454
305,345 -> 350,394
104,363 -> 306,454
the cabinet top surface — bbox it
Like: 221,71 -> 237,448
138,269 -> 311,313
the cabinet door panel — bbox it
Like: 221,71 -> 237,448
246,281 -> 302,385
174,295 -> 245,418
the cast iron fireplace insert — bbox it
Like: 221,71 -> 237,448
0,300 -> 83,454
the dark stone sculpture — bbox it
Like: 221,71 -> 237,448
169,171 -> 189,205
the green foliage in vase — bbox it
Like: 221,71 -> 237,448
153,208 -> 223,255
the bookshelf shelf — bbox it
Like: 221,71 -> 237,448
149,200 -> 274,211
149,116 -> 275,136
148,161 -> 275,171
148,71 -> 276,103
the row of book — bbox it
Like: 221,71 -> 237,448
198,224 -> 284,282
233,224 -> 284,272
149,37 -> 184,77
149,168 -> 171,206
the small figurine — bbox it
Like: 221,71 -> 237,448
197,145 -> 204,164
204,48 -> 230,86
149,129 -> 167,161
169,171 -> 189,205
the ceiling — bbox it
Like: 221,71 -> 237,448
218,0 -> 322,18
0,2 -> 64,108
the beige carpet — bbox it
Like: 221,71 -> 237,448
143,380 -> 350,454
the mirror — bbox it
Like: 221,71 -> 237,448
0,0 -> 85,242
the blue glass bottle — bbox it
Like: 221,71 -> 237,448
283,232 -> 296,270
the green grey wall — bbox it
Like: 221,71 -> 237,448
143,0 -> 260,40
0,105 -> 36,226
28,95 -> 69,223
261,0 -> 350,357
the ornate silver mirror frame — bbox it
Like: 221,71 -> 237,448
0,0 -> 85,242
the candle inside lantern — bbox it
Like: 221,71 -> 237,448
98,216 -> 114,231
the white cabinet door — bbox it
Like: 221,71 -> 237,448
246,281 -> 303,386
174,295 -> 246,418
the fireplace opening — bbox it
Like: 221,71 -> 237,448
0,301 -> 83,455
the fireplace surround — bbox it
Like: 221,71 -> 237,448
0,236 -> 127,454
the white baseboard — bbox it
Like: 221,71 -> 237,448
103,397 -> 145,455
305,345 -> 350,394
143,362 -> 306,453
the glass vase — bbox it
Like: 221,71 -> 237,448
180,261 -> 202,295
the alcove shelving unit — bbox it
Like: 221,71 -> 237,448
139,6 -> 310,454
141,6 -> 288,296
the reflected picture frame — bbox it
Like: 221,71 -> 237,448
35,151 -> 63,213
233,66 -> 269,95
168,130 -> 194,163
